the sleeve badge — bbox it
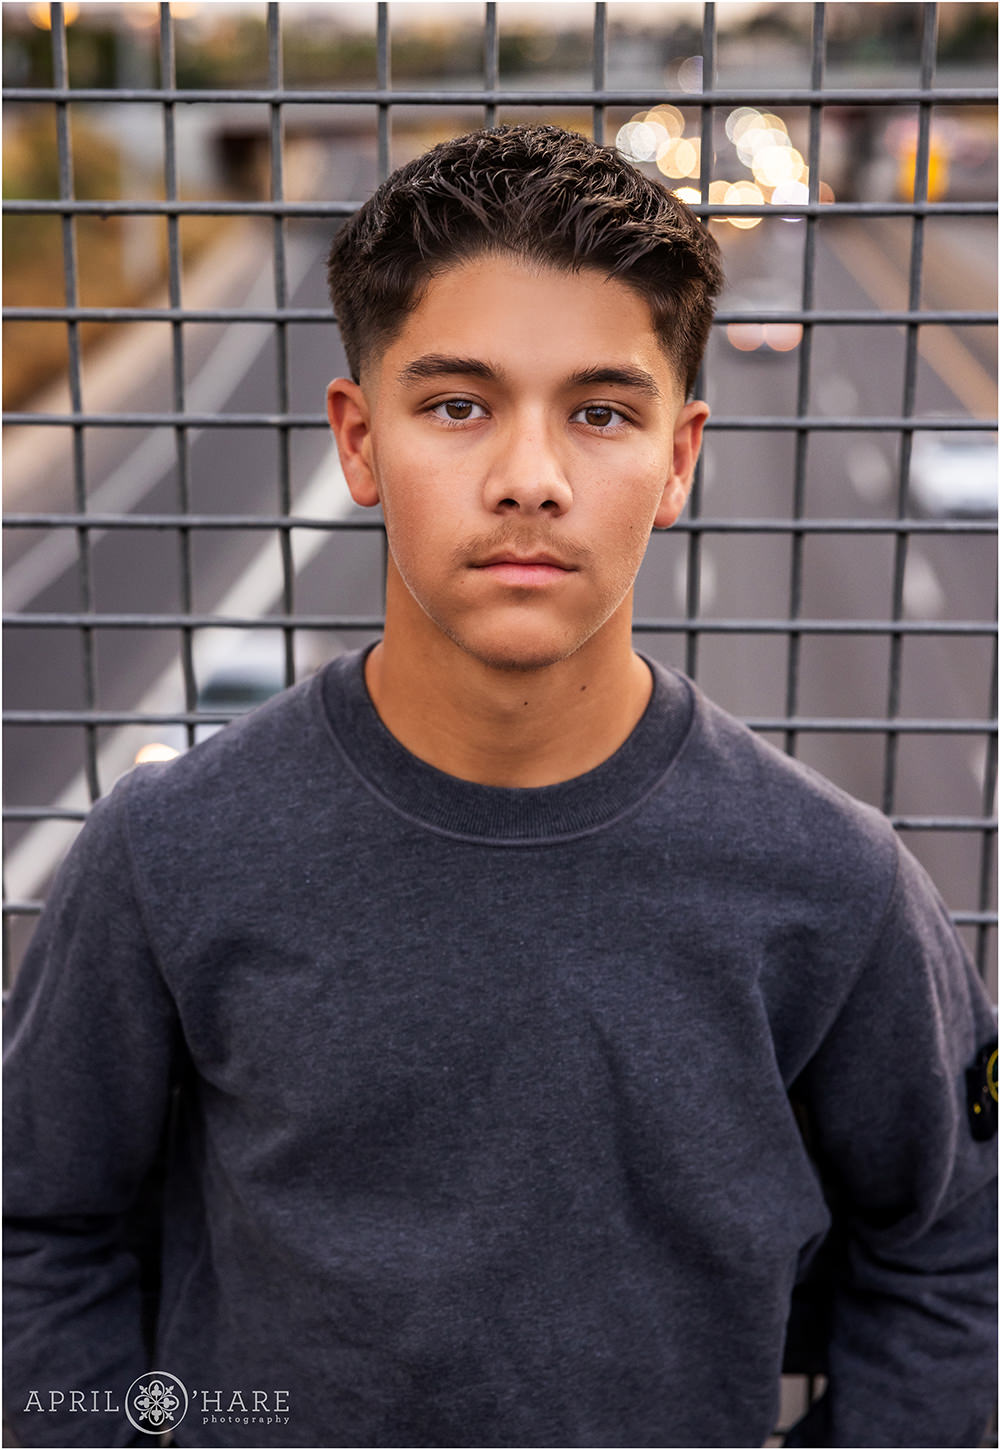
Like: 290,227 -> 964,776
966,1040 -> 998,1142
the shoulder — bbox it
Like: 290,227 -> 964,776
655,664 -> 900,915
668,667 -> 896,852
654,671 -> 983,1074
79,659 -> 359,971
115,656 -> 349,863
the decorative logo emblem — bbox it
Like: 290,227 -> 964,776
967,1040 -> 999,1142
124,1373 -> 189,1436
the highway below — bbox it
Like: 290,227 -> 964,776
4,153 -> 996,977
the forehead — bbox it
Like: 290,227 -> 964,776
370,254 -> 683,401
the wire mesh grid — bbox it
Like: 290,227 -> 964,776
3,2 -> 996,988
1,3 -> 997,1438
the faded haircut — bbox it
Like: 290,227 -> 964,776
326,124 -> 724,398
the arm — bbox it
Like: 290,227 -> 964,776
3,778 -> 181,1448
785,840 -> 997,1449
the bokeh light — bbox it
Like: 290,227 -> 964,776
725,107 -> 759,142
134,743 -> 181,765
656,136 -> 700,180
615,121 -> 660,163
722,180 -> 765,229
751,145 -> 806,189
734,111 -> 793,168
645,104 -> 685,141
27,2 -> 80,26
677,56 -> 703,92
769,179 -> 810,219
617,104 -> 832,228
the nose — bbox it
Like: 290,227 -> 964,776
482,415 -> 574,516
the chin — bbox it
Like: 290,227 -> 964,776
469,651 -> 568,674
447,620 -> 599,674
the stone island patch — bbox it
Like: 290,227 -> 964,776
966,1040 -> 998,1142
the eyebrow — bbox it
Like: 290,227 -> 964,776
565,365 -> 663,400
397,355 -> 664,400
397,355 -> 503,387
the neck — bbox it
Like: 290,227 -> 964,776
364,591 -> 653,790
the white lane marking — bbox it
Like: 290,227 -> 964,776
824,222 -> 997,419
4,232 -> 319,612
901,547 -> 946,618
846,439 -> 894,505
3,447 -> 356,906
674,548 -> 717,613
967,739 -> 992,797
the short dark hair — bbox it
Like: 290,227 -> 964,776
327,124 -> 724,397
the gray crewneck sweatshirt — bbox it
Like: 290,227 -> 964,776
4,650 -> 996,1448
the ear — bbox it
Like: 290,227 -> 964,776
653,399 -> 710,530
327,378 -> 380,508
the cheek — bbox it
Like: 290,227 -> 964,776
593,469 -> 667,588
375,430 -> 456,516
376,466 -> 455,583
596,460 -> 666,538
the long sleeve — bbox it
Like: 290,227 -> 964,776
785,839 -> 997,1448
3,777 -> 182,1448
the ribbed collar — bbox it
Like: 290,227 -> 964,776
319,646 -> 693,845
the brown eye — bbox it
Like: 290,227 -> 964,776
571,403 -> 627,430
431,398 -> 486,424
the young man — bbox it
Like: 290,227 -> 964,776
4,125 -> 996,1449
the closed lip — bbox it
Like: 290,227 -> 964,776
474,552 -> 577,570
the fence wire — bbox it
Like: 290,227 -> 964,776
3,1 -> 997,993
2,2 -> 997,1438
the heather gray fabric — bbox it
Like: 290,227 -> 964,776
4,649 -> 996,1448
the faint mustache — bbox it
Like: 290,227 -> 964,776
452,526 -> 594,571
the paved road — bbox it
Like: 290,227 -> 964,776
4,168 -> 996,974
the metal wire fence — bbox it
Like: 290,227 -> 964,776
3,0 -> 996,992
1,3 -> 997,1438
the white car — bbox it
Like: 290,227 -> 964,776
907,431 -> 998,518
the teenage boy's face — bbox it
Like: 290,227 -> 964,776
328,254 -> 707,674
